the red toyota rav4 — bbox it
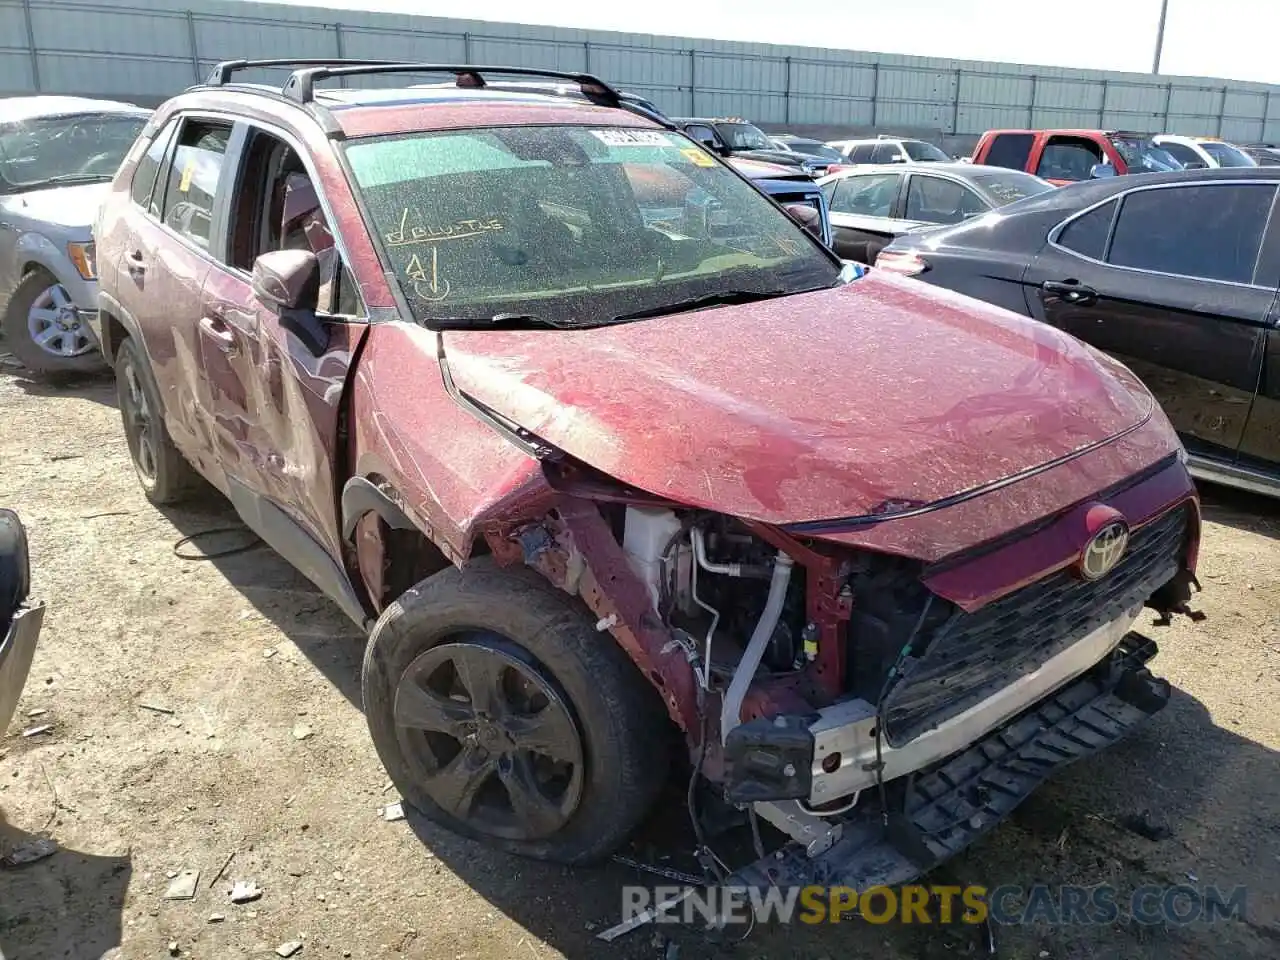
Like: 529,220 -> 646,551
94,60 -> 1200,886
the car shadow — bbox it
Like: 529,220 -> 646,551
1197,481 -> 1280,542
0,363 -> 116,406
0,803 -> 131,960
153,497 -> 366,709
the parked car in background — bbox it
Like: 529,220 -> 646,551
96,60 -> 1198,884
0,509 -> 44,738
825,136 -> 949,165
1241,143 -> 1280,166
672,117 -> 826,175
972,129 -> 1183,185
878,167 -> 1280,497
769,134 -> 846,169
817,162 -> 1053,263
0,97 -> 150,374
1152,135 -> 1256,169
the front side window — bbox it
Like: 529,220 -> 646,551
1157,141 -> 1205,168
345,126 -> 838,326
131,118 -> 180,215
871,143 -> 900,164
0,112 -> 147,192
159,120 -> 232,251
1108,184 -> 1276,284
903,140 -> 949,162
714,122 -> 773,152
1036,137 -> 1103,181
905,176 -> 987,224
1200,141 -> 1256,168
827,174 -> 901,218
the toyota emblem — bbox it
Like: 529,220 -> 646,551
1080,520 -> 1129,580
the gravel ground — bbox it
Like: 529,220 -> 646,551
0,366 -> 1277,960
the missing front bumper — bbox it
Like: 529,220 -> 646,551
734,636 -> 1169,890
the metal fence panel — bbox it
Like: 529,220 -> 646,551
1,0 -> 1277,143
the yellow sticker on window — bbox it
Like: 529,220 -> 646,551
681,148 -> 716,168
178,158 -> 195,193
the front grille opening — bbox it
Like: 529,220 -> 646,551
868,507 -> 1188,747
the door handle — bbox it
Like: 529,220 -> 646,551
126,250 -> 146,276
199,313 -> 237,354
1042,280 -> 1097,305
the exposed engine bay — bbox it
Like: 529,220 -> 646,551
612,501 -> 1195,857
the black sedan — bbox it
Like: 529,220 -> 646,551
816,162 -> 1054,264
879,166 -> 1280,498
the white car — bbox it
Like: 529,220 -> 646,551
825,136 -> 950,165
1151,135 -> 1256,169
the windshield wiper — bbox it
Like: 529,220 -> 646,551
26,173 -> 109,188
427,312 -> 578,330
611,288 -> 787,323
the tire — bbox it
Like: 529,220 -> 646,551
0,509 -> 31,627
114,337 -> 201,505
1,268 -> 103,376
363,557 -> 670,864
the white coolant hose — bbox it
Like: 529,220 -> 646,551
720,551 -> 794,743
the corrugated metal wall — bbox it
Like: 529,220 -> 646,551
3,0 -> 1279,146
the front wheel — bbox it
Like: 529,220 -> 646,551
362,557 -> 670,864
115,338 -> 201,505
1,269 -> 101,375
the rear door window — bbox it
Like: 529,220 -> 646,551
159,120 -> 233,251
1107,183 -> 1277,284
1056,199 -> 1117,260
983,133 -> 1035,170
1036,137 -> 1104,181
849,143 -> 876,163
828,173 -> 901,218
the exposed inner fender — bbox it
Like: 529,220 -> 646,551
341,476 -> 417,543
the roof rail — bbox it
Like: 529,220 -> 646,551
204,58 -> 405,87
281,63 -> 624,108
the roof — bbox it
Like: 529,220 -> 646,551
979,129 -> 1151,138
818,161 -> 1026,181
181,83 -> 660,138
0,96 -> 149,123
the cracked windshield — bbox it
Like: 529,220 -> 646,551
345,125 -> 838,326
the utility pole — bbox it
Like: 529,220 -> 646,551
1152,0 -> 1170,74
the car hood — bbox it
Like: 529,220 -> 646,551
1,181 -> 109,229
441,272 -> 1154,526
734,149 -> 812,167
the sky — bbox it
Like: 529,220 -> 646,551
257,0 -> 1280,85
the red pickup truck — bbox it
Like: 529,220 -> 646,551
972,129 -> 1183,185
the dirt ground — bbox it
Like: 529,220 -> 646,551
0,364 -> 1277,960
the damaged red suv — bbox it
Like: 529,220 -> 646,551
93,61 -> 1200,884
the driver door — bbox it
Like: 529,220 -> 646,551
197,123 -> 368,564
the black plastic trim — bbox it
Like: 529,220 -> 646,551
340,476 -> 417,543
225,477 -> 371,629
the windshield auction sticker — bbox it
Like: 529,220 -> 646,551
591,129 -> 672,147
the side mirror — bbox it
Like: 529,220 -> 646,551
1184,160 -> 1209,170
782,202 -> 824,241
1089,162 -> 1118,179
251,249 -> 328,355
252,248 -> 320,312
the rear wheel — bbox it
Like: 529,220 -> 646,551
362,557 -> 670,863
1,269 -> 101,375
115,338 -> 201,505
